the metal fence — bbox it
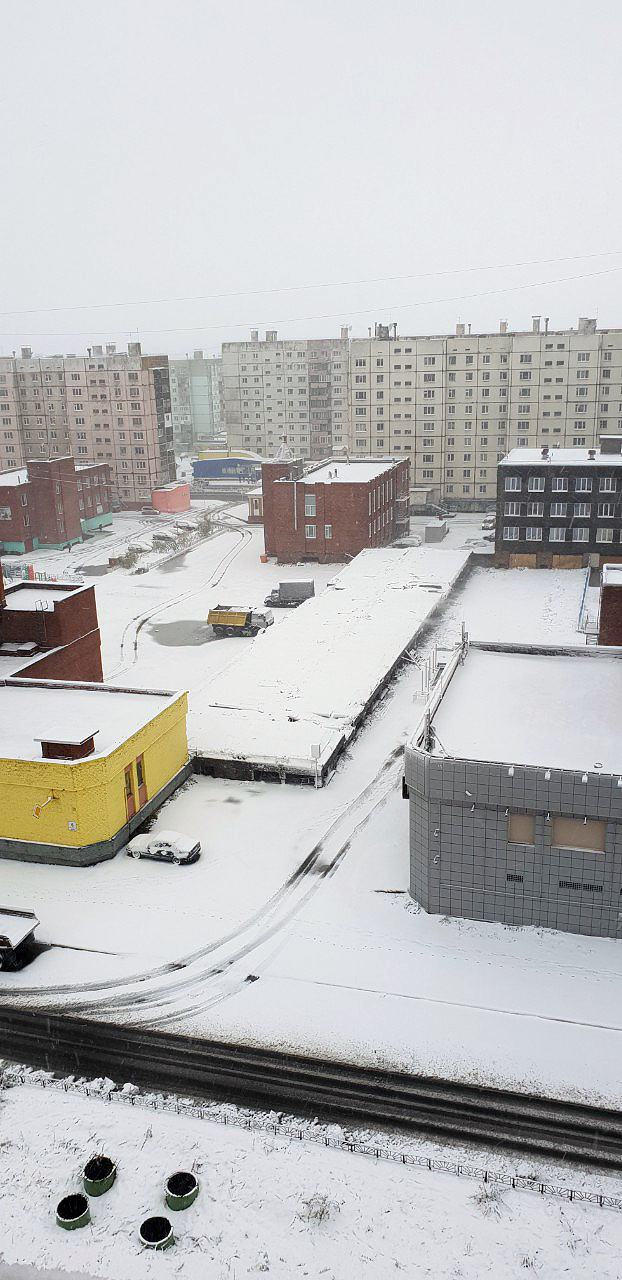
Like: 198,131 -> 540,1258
1,562 -> 83,586
4,1069 -> 620,1212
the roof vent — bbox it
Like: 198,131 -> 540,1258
588,447 -> 597,459
541,445 -> 549,458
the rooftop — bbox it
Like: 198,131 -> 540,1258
602,564 -> 622,586
0,681 -> 180,762
430,644 -> 622,775
0,469 -> 28,487
4,586 -> 78,611
500,447 -> 622,468
302,459 -> 400,485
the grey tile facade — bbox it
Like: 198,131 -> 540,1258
404,645 -> 622,939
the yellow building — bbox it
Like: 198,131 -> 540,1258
0,678 -> 189,865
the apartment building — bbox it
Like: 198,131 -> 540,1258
169,351 -> 223,449
222,329 -> 350,463
0,343 -> 175,508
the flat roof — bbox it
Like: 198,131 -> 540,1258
0,469 -> 28,487
4,586 -> 75,611
602,564 -> 622,586
500,448 -> 622,468
0,683 -> 179,762
303,460 -> 398,485
430,646 -> 622,774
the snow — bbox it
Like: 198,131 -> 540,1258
3,586 -> 75,610
302,459 -> 397,484
193,547 -> 469,772
0,1075 -> 621,1279
500,447 -> 622,467
431,645 -> 622,773
0,467 -> 28,486
602,563 -> 622,585
0,684 -> 179,761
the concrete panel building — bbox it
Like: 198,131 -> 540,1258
222,329 -> 350,464
0,343 -> 175,509
403,640 -> 622,939
262,456 -> 410,563
494,436 -> 622,567
169,352 -> 223,450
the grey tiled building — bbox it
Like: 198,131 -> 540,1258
403,641 -> 622,939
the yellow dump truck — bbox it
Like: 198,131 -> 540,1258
208,605 -> 274,637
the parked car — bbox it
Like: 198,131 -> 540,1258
127,829 -> 201,865
0,907 -> 39,971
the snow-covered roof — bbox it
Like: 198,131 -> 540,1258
500,447 -> 622,468
4,586 -> 76,611
0,468 -> 28,487
430,645 -> 622,774
0,683 -> 181,762
602,564 -> 622,586
303,460 -> 399,485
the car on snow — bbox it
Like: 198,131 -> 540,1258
126,829 -> 201,865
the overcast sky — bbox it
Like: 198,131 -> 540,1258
2,0 -> 622,357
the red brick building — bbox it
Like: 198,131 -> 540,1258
598,564 -> 622,645
0,456 -> 111,553
262,457 -> 410,563
0,560 -> 103,682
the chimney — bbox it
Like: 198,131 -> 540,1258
128,342 -> 142,355
532,316 -> 541,334
92,345 -> 103,356
541,445 -> 549,459
456,323 -> 465,337
499,320 -> 508,335
20,347 -> 32,359
265,330 -> 277,342
106,343 -> 116,355
250,329 -> 259,341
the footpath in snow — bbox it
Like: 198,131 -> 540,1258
190,546 -> 469,780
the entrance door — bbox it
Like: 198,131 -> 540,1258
124,766 -> 136,820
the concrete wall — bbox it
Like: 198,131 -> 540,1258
405,746 -> 622,938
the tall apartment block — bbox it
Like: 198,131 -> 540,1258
0,343 -> 175,508
169,352 -> 223,450
222,329 -> 350,463
347,318 -> 622,508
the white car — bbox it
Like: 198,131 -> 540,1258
127,829 -> 201,866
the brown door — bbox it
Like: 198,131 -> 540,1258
124,767 -> 136,820
136,755 -> 147,809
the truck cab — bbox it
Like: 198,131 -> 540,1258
208,605 -> 274,637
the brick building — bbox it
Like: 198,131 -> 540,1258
0,560 -> 104,683
597,564 -> 622,644
0,456 -> 111,553
262,456 -> 410,563
403,639 -> 622,939
494,437 -> 622,567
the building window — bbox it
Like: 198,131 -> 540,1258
527,476 -> 544,491
503,526 -> 519,540
304,523 -> 316,539
575,477 -> 592,493
324,524 -> 332,539
525,527 -> 542,541
596,527 -> 614,542
551,816 -> 605,854
551,477 -> 568,492
304,494 -> 316,517
549,528 -> 566,542
550,502 -> 567,517
573,502 -> 591,518
504,501 -> 520,516
504,476 -> 520,492
572,527 -> 589,542
597,502 -> 615,518
507,813 -> 535,844
526,502 -> 543,517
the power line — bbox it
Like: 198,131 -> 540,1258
0,250 -> 621,319
2,263 -> 621,341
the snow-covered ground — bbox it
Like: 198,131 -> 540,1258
0,1072 -> 621,1280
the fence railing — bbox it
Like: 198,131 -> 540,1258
1,562 -> 83,586
3,1069 -> 620,1213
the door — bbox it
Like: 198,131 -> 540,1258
124,766 -> 136,820
136,754 -> 147,808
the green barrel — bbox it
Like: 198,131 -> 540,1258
56,1193 -> 91,1231
165,1171 -> 200,1211
139,1216 -> 175,1250
83,1155 -> 117,1197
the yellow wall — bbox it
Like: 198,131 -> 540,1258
0,692 -> 188,849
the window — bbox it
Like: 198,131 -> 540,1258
549,528 -> 566,542
304,523 -> 316,539
508,813 -> 535,844
505,476 -> 520,492
527,502 -> 543,517
574,502 -> 591,518
572,527 -> 589,542
551,477 -> 568,492
503,526 -> 519,540
304,494 -> 316,517
423,356 -> 436,366
551,816 -> 605,853
519,354 -> 532,364
575,477 -> 592,493
596,527 -> 614,542
504,501 -> 521,516
324,524 -> 332,539
550,502 -> 567,517
598,502 -> 615,518
527,476 -> 544,491
525,527 -> 542,541
600,477 -> 616,493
